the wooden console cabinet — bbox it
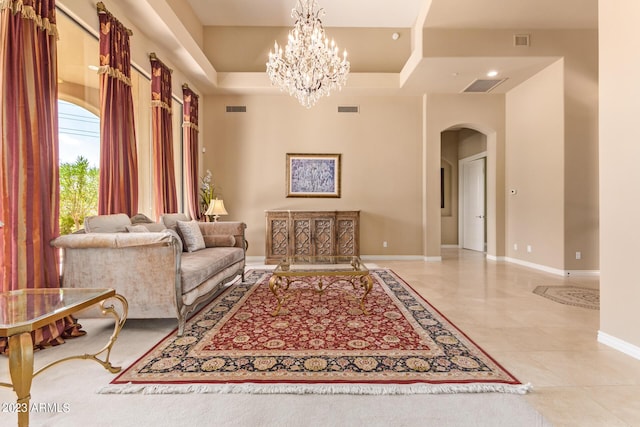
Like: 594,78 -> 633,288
265,210 -> 360,264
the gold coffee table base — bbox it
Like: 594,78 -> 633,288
0,289 -> 128,427
268,256 -> 373,316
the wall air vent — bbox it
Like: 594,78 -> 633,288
462,78 -> 507,93
338,105 -> 359,113
514,34 -> 530,47
226,106 -> 247,113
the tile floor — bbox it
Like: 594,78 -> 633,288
376,249 -> 640,426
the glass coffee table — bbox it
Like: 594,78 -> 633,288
268,256 -> 373,316
0,288 -> 127,427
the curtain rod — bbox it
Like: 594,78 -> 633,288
96,2 -> 133,36
149,52 -> 173,73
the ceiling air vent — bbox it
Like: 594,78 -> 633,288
338,105 -> 359,113
514,34 -> 530,47
462,79 -> 507,93
226,106 -> 246,113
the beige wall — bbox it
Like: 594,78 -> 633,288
506,60 -> 565,269
203,95 -> 424,258
599,0 -> 640,349
459,129 -> 487,160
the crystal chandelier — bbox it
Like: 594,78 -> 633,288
266,0 -> 350,108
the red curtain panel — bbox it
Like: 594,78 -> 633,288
182,85 -> 200,221
97,3 -> 138,216
151,55 -> 177,220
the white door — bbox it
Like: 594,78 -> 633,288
462,158 -> 485,252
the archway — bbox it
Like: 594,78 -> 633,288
425,120 -> 503,261
440,127 -> 487,253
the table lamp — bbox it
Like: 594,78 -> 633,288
205,198 -> 228,222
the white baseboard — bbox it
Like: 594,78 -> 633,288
502,257 -> 566,276
565,270 -> 600,277
361,255 -> 428,262
441,245 -> 460,249
598,331 -> 640,360
502,257 -> 600,277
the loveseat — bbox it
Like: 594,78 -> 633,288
51,213 -> 247,335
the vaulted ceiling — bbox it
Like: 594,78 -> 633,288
59,0 -> 598,96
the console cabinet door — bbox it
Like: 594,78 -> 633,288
265,211 -> 290,264
336,211 -> 359,256
290,212 -> 335,257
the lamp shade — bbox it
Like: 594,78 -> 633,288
205,198 -> 228,220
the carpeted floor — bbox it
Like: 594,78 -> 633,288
103,269 -> 529,395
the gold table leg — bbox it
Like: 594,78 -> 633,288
269,275 -> 287,316
33,294 -> 128,376
358,274 -> 374,314
8,332 -> 33,427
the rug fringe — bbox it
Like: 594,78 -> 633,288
98,382 -> 532,396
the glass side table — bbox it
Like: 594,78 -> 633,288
0,288 -> 127,427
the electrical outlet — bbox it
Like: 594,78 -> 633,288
513,243 -> 518,251
576,251 -> 581,260
383,241 -> 388,248
526,245 -> 532,253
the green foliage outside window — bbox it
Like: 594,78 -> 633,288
59,156 -> 99,234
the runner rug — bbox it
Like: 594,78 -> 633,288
100,269 -> 530,395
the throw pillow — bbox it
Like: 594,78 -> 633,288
130,213 -> 155,224
203,235 -> 236,248
177,220 -> 205,252
125,225 -> 150,233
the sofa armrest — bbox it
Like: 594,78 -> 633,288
198,221 -> 247,249
51,231 -> 178,249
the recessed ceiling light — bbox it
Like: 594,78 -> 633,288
487,70 -> 499,77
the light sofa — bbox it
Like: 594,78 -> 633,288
51,213 -> 247,335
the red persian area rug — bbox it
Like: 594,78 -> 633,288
100,269 -> 531,395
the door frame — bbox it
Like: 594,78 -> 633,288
458,151 -> 487,251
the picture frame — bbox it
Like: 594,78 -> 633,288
286,153 -> 341,198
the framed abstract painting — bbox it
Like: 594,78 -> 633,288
286,153 -> 341,198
